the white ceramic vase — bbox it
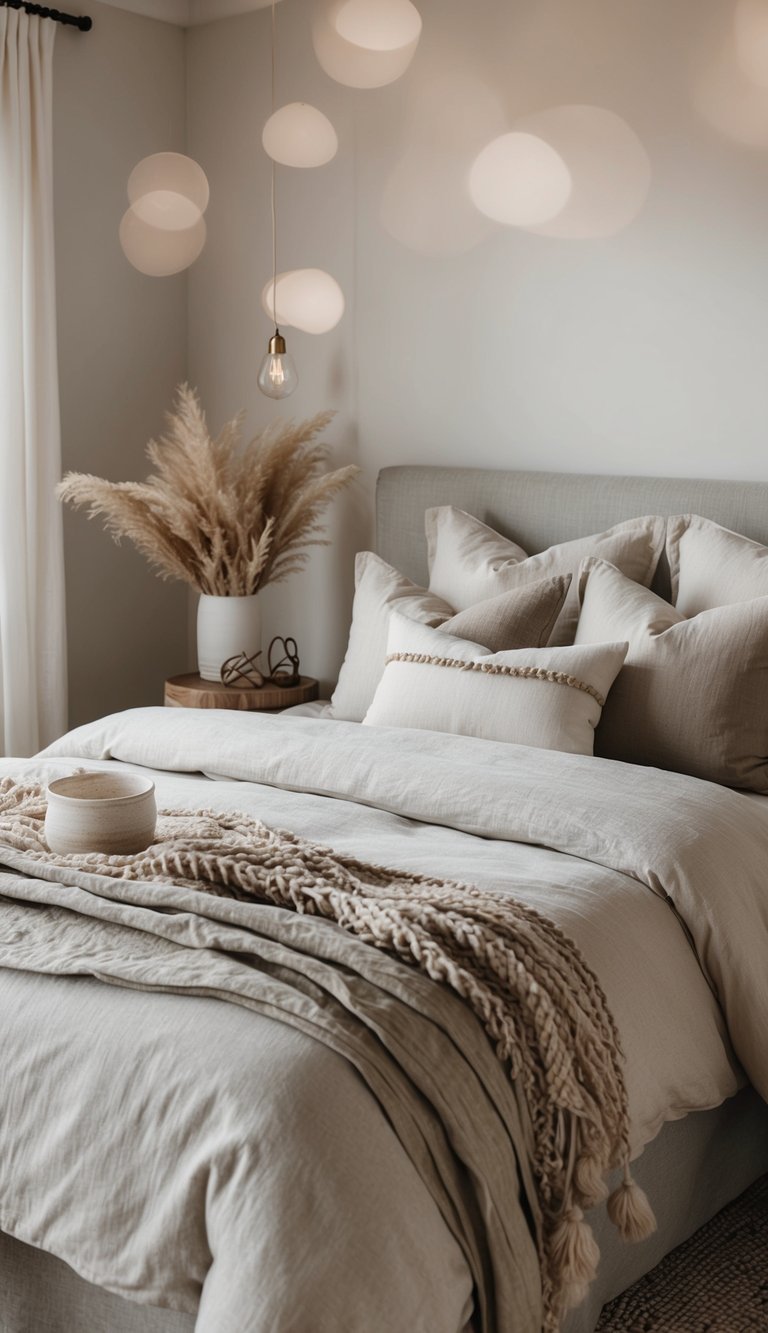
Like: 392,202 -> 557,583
197,593 -> 262,682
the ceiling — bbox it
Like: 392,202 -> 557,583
92,0 -> 280,26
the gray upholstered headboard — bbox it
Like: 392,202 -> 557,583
376,466 -> 768,588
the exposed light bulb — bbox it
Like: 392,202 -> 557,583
257,330 -> 298,399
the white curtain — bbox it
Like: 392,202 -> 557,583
0,8 -> 67,756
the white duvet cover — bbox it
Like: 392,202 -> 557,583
1,707 -> 765,1333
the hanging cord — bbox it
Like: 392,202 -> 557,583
0,1 -> 91,29
270,0 -> 278,331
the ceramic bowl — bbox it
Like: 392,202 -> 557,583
45,771 -> 157,856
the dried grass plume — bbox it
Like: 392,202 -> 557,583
57,386 -> 358,596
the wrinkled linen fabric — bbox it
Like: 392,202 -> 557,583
0,781 -> 638,1332
0,708 -> 760,1331
0,968 -> 478,1333
0,858 -> 538,1333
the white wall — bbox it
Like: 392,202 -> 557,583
53,0 -> 768,707
54,0 -> 190,727
184,0 -> 768,694
186,5 -> 365,695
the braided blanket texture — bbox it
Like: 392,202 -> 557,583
0,777 -> 655,1329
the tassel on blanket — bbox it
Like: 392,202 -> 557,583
607,1166 -> 657,1242
573,1153 -> 609,1209
550,1206 -> 600,1311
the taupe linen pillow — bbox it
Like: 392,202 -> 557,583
667,514 -> 768,617
363,612 -> 627,755
426,506 -> 666,645
329,551 -> 571,722
576,557 -> 768,791
444,580 -> 570,650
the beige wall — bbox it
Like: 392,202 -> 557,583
53,0 -> 190,728
185,0 -> 768,694
186,6 -> 364,697
53,0 -> 768,712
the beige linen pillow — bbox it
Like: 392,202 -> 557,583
667,514 -> 768,617
426,506 -> 666,645
329,552 -> 572,721
443,579 -> 570,651
576,557 -> 768,791
330,553 -> 448,721
363,612 -> 627,754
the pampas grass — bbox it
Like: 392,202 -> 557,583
57,386 -> 358,596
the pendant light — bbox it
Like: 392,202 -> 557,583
258,329 -> 298,398
258,1 -> 298,399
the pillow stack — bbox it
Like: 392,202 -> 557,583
329,550 -> 572,722
330,506 -> 768,787
576,516 -> 768,792
425,506 -> 666,644
329,507 -> 667,756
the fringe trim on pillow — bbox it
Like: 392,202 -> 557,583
385,651 -> 606,706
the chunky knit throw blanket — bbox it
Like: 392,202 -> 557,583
0,778 -> 655,1328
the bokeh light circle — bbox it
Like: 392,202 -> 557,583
312,1 -> 420,88
513,105 -> 652,239
469,132 -> 572,227
262,103 -> 338,168
261,269 -> 345,334
128,153 -> 209,220
334,0 -> 422,51
119,209 -> 207,277
130,190 -> 202,231
735,0 -> 768,88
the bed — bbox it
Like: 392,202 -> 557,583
1,464 -> 768,1333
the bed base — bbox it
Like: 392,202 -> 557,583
1,1086 -> 766,1333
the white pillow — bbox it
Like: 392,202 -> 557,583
426,506 -> 666,645
329,553 -> 449,722
667,514 -> 768,617
329,551 -> 571,723
363,612 -> 627,755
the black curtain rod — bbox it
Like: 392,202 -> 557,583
0,0 -> 92,30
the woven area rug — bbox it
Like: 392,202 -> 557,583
596,1174 -> 768,1331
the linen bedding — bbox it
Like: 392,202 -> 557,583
0,707 -> 765,1333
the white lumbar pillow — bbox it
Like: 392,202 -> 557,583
363,612 -> 628,755
329,551 -> 572,723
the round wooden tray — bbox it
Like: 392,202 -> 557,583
164,673 -> 319,712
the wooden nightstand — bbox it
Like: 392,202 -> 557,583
164,673 -> 319,712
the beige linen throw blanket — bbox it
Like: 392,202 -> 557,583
0,778 -> 652,1333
